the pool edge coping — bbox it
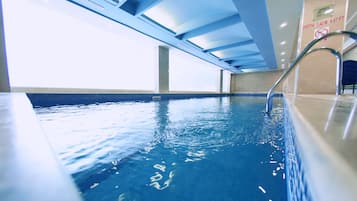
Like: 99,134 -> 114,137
284,94 -> 357,201
0,93 -> 83,201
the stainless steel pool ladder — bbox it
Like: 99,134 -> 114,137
265,31 -> 357,114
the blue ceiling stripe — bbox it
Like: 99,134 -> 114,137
240,64 -> 267,69
99,0 -> 121,6
203,39 -> 254,52
176,14 -> 242,40
135,0 -> 162,16
67,0 -> 238,72
139,15 -> 176,34
230,59 -> 265,66
119,0 -> 137,15
115,0 -> 128,8
221,52 -> 260,61
232,0 -> 277,68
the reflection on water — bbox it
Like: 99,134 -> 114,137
35,97 -> 286,201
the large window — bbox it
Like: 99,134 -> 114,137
3,0 -> 159,90
169,49 -> 220,92
3,0 -> 229,93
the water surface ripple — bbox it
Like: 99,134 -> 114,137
35,97 -> 286,201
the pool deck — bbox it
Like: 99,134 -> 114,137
0,93 -> 82,201
285,94 -> 357,201
0,92 -> 356,200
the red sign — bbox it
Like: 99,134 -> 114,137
303,15 -> 345,30
314,27 -> 329,39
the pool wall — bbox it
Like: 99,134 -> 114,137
284,101 -> 313,201
27,93 -> 231,107
26,93 -> 282,107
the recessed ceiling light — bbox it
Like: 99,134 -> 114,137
280,22 -> 288,28
281,59 -> 285,62
280,41 -> 286,45
281,52 -> 286,55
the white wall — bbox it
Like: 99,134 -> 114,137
231,70 -> 283,93
343,27 -> 357,61
3,0 -> 159,90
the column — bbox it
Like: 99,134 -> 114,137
0,1 -> 10,92
219,69 -> 223,93
158,46 -> 169,93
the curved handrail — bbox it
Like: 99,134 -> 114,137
265,31 -> 357,114
265,47 -> 342,113
265,48 -> 342,114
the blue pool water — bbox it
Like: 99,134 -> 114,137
35,96 -> 286,201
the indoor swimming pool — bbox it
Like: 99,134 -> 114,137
34,96 -> 287,201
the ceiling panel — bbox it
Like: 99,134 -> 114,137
211,43 -> 260,59
230,59 -> 265,66
67,0 -> 303,73
231,55 -> 265,63
144,0 -> 237,33
188,23 -> 252,50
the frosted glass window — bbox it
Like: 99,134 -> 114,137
222,70 -> 231,93
169,49 -> 219,92
3,0 -> 160,90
